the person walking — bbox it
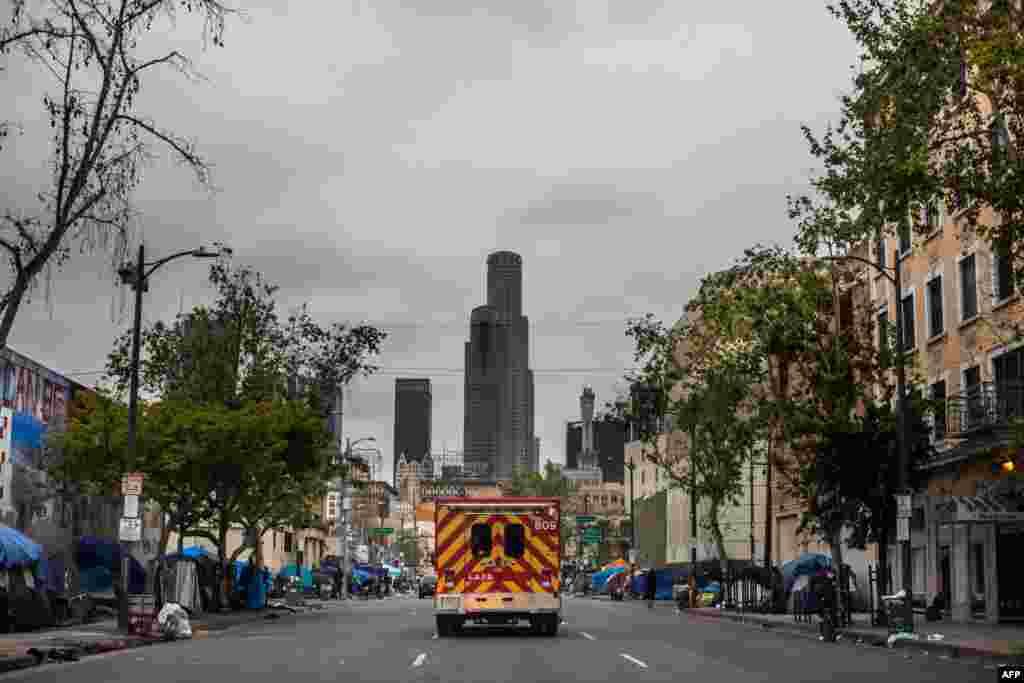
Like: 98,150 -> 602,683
645,567 -> 657,609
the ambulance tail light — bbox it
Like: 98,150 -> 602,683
444,569 -> 456,587
541,568 -> 553,588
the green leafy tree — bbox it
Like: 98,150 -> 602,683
791,1 -> 1024,336
0,0 -> 238,349
626,309 -> 764,570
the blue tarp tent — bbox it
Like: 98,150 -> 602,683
75,536 -> 146,594
781,553 -> 833,595
629,570 -> 675,600
278,564 -> 314,589
590,566 -> 627,593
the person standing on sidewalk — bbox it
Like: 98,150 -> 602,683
645,568 -> 657,609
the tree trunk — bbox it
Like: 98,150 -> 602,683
0,275 -> 30,352
707,500 -> 729,577
216,515 -> 231,611
828,525 -> 845,630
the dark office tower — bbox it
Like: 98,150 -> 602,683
464,251 -> 535,481
393,378 -> 432,488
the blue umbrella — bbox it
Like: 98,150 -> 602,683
0,525 -> 42,569
781,553 -> 833,595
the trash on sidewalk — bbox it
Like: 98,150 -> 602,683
156,603 -> 192,640
267,600 -> 299,613
886,631 -> 919,648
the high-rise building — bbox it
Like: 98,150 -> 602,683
463,251 -> 535,482
393,378 -> 432,488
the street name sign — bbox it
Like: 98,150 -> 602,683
123,495 -> 139,518
370,528 -> 394,536
119,517 -> 142,542
576,515 -> 596,524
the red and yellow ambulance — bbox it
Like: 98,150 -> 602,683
433,497 -> 562,636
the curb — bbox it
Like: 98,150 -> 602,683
687,609 -> 1018,661
0,656 -> 37,673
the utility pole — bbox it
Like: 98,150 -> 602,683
892,248 -> 914,632
749,453 -> 755,562
689,425 -> 698,608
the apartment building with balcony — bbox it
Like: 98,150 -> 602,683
863,200 -> 1024,624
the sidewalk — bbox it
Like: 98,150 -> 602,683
581,594 -> 1023,661
685,605 -> 1024,661
0,599 -> 336,673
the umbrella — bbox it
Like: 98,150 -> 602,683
0,526 -> 42,569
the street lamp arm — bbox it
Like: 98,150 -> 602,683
818,253 -> 896,285
143,247 -> 219,281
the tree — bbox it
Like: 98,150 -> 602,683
626,311 -> 764,570
506,463 -> 576,553
0,0 -> 239,348
791,1 -> 1024,315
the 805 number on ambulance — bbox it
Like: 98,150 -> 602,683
433,497 -> 561,636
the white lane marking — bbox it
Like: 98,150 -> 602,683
431,633 -> 438,639
339,660 -> 345,665
620,653 -> 648,669
581,632 -> 596,640
412,652 -> 428,668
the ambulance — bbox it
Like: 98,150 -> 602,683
433,497 -> 562,636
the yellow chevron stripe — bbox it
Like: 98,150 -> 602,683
436,512 -> 465,548
527,577 -> 545,593
503,580 -> 522,593
477,580 -> 494,593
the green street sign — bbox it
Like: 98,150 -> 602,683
576,515 -> 596,524
370,528 -> 394,536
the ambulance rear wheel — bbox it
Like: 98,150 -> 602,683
547,616 -> 559,637
436,616 -> 453,637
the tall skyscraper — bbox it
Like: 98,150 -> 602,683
463,251 -> 535,481
393,378 -> 432,488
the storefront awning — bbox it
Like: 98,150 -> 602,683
935,495 -> 1024,523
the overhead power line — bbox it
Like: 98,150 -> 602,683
66,365 -> 640,378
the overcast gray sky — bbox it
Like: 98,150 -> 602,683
2,1 -> 858,484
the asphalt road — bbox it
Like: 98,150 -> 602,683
0,595 -> 1001,682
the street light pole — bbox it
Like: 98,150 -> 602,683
821,248 -> 913,632
892,249 -> 914,631
117,241 -> 228,632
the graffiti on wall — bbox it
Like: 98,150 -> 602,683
0,349 -> 70,426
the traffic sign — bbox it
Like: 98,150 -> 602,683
121,473 -> 144,496
119,517 -> 142,542
369,527 -> 394,536
576,515 -> 596,524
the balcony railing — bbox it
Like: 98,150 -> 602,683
946,380 -> 1024,437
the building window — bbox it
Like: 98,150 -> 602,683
927,277 -> 944,338
973,543 -> 986,596
470,523 -> 492,559
961,254 -> 978,320
995,242 -> 1015,302
901,293 -> 915,350
284,533 -> 293,553
876,232 -> 887,270
878,309 -> 889,352
931,380 -> 946,441
505,523 -> 525,559
964,365 -> 983,428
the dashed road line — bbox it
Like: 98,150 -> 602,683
412,652 -> 428,668
620,653 -> 648,669
581,632 -> 596,641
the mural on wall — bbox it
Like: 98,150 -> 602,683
0,349 -> 70,427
